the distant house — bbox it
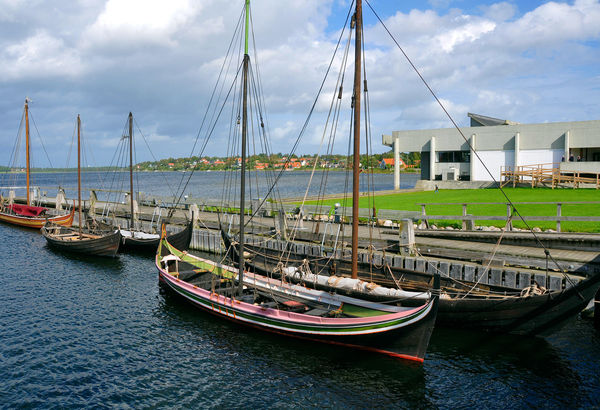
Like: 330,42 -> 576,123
168,162 -> 175,168
213,160 -> 225,166
379,158 -> 406,170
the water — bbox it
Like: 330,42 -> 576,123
0,170 -> 419,202
1,223 -> 599,408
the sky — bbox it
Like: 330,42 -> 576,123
1,0 -> 599,167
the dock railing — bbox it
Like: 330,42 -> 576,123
417,201 -> 600,232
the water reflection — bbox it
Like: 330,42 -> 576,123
157,285 -> 428,407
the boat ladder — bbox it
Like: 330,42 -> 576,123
151,206 -> 163,232
321,222 -> 341,255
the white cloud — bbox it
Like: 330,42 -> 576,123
480,2 -> 517,22
82,0 -> 202,49
434,19 -> 496,52
0,31 -> 82,80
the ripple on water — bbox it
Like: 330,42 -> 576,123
0,224 -> 599,408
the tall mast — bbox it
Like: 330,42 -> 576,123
237,0 -> 250,296
128,112 -> 134,231
77,115 -> 82,238
351,0 -> 362,279
25,99 -> 31,206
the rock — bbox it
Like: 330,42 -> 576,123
446,226 -> 454,230
383,220 -> 393,227
532,227 -> 542,232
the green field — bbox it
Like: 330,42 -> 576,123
304,187 -> 600,232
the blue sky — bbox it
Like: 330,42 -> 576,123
1,0 -> 599,167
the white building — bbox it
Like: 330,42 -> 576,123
382,113 -> 600,187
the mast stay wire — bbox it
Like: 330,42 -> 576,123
364,0 -> 570,278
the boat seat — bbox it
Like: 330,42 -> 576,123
305,308 -> 329,317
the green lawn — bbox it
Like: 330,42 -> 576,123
304,187 -> 600,232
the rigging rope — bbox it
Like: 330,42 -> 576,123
364,0 -> 571,282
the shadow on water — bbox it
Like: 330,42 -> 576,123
42,244 -> 126,271
426,325 -> 590,408
157,284 -> 429,407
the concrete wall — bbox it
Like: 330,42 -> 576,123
472,150 -> 514,181
518,149 -> 564,167
560,161 -> 600,173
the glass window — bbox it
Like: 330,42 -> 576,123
436,151 -> 470,163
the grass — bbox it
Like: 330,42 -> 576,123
303,187 -> 600,232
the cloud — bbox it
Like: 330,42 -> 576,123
1,1 -> 600,166
82,0 -> 202,50
0,31 -> 83,80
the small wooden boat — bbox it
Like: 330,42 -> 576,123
0,99 -> 74,229
112,113 -> 193,253
41,115 -> 121,258
120,218 -> 193,252
42,222 -> 122,258
157,234 -> 439,362
0,204 -> 74,229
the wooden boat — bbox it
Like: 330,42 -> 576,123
0,99 -> 74,229
42,222 -> 121,258
157,0 -> 439,362
105,113 -> 193,253
221,231 -> 600,335
157,233 -> 438,362
215,0 -> 600,338
41,115 -> 121,258
119,218 -> 193,252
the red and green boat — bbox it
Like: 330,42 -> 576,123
156,234 -> 439,362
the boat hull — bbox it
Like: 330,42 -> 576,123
222,231 -> 600,336
0,208 -> 74,229
156,238 -> 438,362
120,220 -> 193,253
42,224 -> 121,258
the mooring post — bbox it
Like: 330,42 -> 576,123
556,203 -> 562,232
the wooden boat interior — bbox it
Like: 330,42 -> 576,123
161,256 -> 399,319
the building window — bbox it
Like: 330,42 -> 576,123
436,151 -> 470,163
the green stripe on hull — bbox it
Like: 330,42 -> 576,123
162,273 -> 429,335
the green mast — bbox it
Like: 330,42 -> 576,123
245,0 -> 250,54
237,0 -> 250,296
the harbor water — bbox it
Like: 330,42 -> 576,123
0,170 -> 420,202
1,171 -> 599,408
1,225 -> 599,408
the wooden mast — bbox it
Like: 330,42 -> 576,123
128,112 -> 134,232
237,0 -> 250,296
77,115 -> 82,238
351,0 -> 362,279
25,99 -> 31,206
